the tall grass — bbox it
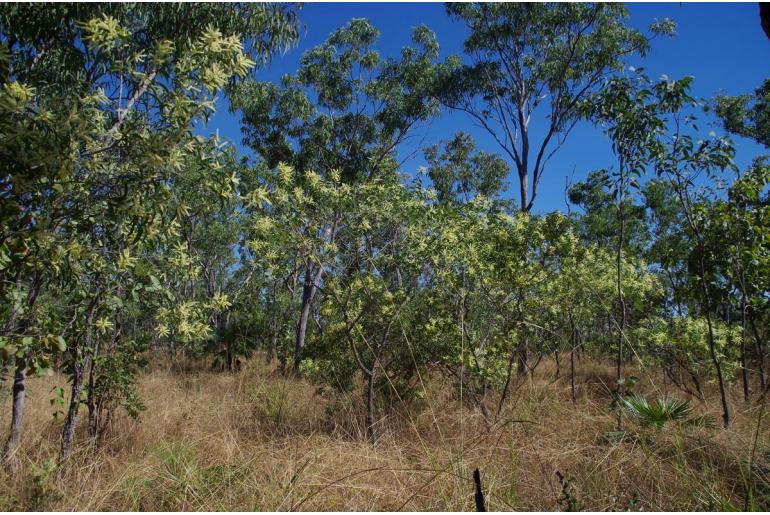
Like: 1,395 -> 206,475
0,355 -> 766,510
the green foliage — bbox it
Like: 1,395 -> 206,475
439,2 -> 661,210
714,78 -> 770,148
230,17 -> 441,183
619,394 -> 717,430
1,3 -> 769,487
28,458 -> 60,510
423,132 -> 510,207
619,395 -> 692,429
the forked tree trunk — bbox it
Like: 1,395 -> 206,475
3,367 -> 27,471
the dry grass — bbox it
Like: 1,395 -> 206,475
0,354 -> 767,511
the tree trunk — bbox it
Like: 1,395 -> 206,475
294,264 -> 318,372
60,356 -> 89,462
517,337 -> 529,377
519,168 -> 529,212
554,350 -> 561,380
697,252 -> 731,427
267,332 -> 277,364
740,294 -> 750,403
2,279 -> 40,471
616,198 -> 626,388
365,370 -> 377,443
570,326 -> 578,404
60,305 -> 97,463
496,349 -> 516,417
3,367 -> 26,471
570,348 -> 576,404
750,316 -> 766,390
87,359 -> 98,438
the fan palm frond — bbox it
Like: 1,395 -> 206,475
619,394 -> 693,429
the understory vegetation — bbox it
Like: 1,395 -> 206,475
1,357 -> 769,511
1,2 -> 769,511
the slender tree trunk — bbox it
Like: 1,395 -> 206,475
496,349 -> 516,417
365,370 -> 377,443
517,336 -> 529,377
3,367 -> 26,471
740,292 -> 750,403
616,196 -> 626,388
2,278 -> 40,470
750,316 -> 766,390
519,168 -> 529,213
554,350 -> 561,380
294,264 -> 318,372
687,368 -> 705,402
86,359 -> 98,438
60,305 -> 97,463
697,252 -> 731,427
60,356 -> 89,462
267,331 -> 277,364
293,220 -> 337,373
570,348 -> 576,404
570,324 -> 577,404
668,168 -> 731,426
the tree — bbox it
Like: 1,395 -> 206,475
439,3 -> 670,211
314,174 -> 432,442
714,78 -> 770,148
584,71 -> 667,396
0,2 -> 299,467
423,132 -> 509,207
230,18 -> 442,371
568,170 -> 650,255
652,79 -> 737,427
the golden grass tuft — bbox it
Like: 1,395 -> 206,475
0,355 -> 767,511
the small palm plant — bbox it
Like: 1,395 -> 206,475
619,394 -> 715,430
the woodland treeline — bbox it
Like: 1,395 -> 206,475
1,2 -> 769,471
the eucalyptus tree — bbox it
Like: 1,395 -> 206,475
231,18 -> 442,370
438,2 -> 671,212
651,78 -> 737,427
712,79 -> 770,393
0,2 -> 299,467
714,78 -> 770,148
706,160 -> 770,399
568,170 -> 650,256
423,132 -> 510,208
642,179 -> 692,318
583,71 -> 669,393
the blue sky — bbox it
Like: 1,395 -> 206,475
202,2 -> 769,213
